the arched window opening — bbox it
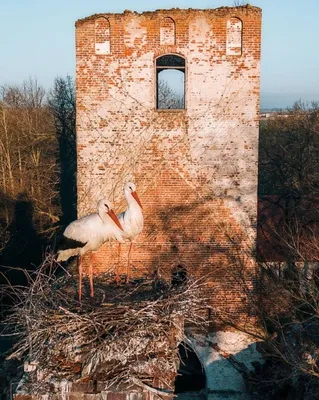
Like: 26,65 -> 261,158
171,265 -> 187,286
156,54 -> 185,110
226,17 -> 243,56
174,343 -> 206,396
95,17 -> 110,55
160,17 -> 176,45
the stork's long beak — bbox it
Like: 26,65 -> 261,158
108,210 -> 124,231
132,191 -> 143,209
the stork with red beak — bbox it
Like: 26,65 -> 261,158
117,182 -> 144,283
57,198 -> 125,301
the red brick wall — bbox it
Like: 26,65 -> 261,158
75,6 -> 262,322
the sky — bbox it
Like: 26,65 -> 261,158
1,0 -> 318,109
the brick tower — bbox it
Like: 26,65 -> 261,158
75,6 -> 262,397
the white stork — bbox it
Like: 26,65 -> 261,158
116,182 -> 144,283
57,199 -> 125,301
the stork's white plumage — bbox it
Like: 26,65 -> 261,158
116,182 -> 143,282
57,198 -> 125,301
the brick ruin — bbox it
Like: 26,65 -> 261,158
15,5 -> 262,400
76,6 -> 261,319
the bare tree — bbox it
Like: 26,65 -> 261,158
48,76 -> 77,226
258,101 -> 319,263
157,80 -> 184,110
0,78 -> 60,272
233,0 -> 251,6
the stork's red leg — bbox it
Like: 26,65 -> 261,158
79,255 -> 83,302
116,243 -> 121,283
89,253 -> 95,298
126,242 -> 133,284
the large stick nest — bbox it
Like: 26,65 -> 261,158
2,254 -> 208,394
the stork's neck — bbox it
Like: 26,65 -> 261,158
98,209 -> 110,224
125,190 -> 141,211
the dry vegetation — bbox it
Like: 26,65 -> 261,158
2,255 -> 208,396
236,262 -> 319,400
0,77 -> 76,273
241,102 -> 319,398
0,80 -> 58,242
258,101 -> 319,263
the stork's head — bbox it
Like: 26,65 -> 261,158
124,182 -> 142,209
124,182 -> 136,193
97,198 -> 124,231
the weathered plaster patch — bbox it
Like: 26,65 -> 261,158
188,331 -> 263,399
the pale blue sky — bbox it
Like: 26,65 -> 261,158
1,0 -> 318,108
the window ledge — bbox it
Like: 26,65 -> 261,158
155,108 -> 186,112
